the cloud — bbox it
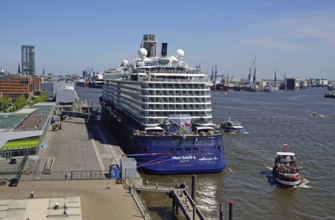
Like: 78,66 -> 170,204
243,37 -> 303,51
242,9 -> 335,50
271,11 -> 335,46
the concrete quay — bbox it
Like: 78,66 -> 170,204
0,117 -> 143,220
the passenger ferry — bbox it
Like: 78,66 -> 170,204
273,144 -> 300,186
100,34 -> 226,174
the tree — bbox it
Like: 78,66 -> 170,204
15,96 -> 26,109
32,92 -> 47,103
0,96 -> 10,112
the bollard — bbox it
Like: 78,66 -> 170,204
191,174 -> 197,202
220,202 -> 224,220
229,201 -> 234,220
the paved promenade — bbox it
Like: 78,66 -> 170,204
0,117 -> 143,220
0,180 -> 143,219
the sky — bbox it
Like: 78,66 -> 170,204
1,0 -> 335,80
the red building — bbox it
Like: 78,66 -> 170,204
0,74 -> 40,98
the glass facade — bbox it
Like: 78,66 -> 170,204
21,45 -> 35,75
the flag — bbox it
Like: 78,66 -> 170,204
184,122 -> 192,127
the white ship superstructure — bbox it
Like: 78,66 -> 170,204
103,34 -> 213,128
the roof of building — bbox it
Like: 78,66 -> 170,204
0,103 -> 55,148
0,103 -> 55,131
0,114 -> 27,131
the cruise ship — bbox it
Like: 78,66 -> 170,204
100,34 -> 226,174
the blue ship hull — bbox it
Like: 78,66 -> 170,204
130,136 -> 226,175
102,109 -> 226,175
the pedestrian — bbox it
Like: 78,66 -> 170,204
30,190 -> 34,199
64,174 -> 67,180
63,209 -> 68,217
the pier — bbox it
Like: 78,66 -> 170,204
130,175 -> 206,220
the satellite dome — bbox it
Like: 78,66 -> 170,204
175,49 -> 184,59
138,48 -> 148,59
122,60 -> 129,66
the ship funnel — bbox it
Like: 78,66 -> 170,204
161,43 -> 168,57
141,34 -> 157,58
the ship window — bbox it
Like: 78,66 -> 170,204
185,148 -> 192,152
192,148 -> 199,153
176,148 -> 183,153
170,139 -> 179,145
136,139 -> 145,145
169,148 -> 174,153
183,138 -> 193,145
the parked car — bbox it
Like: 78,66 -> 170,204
8,177 -> 18,187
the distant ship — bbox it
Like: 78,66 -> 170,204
100,34 -> 226,174
233,55 -> 259,92
88,72 -> 104,88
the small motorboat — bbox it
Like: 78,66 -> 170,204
324,92 -> 335,98
221,117 -> 248,134
273,144 -> 300,186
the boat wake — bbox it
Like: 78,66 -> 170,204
227,131 -> 249,135
294,178 -> 311,188
228,167 -> 235,173
311,112 -> 335,119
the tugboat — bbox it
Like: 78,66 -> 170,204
221,117 -> 248,134
273,144 -> 300,186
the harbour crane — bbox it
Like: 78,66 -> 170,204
248,55 -> 256,84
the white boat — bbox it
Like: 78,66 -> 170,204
273,144 -> 300,186
221,117 -> 248,134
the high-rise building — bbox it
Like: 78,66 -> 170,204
21,45 -> 35,75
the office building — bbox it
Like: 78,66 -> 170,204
21,45 -> 36,75
0,74 -> 42,98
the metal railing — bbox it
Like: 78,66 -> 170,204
19,170 -> 109,181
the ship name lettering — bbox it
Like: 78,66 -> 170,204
172,156 -> 195,160
199,157 -> 219,161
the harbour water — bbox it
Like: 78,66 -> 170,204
77,86 -> 335,220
